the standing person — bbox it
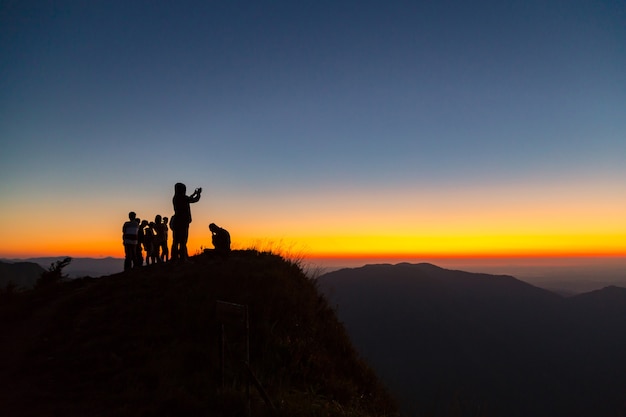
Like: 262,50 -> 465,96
137,219 -> 148,267
172,183 -> 202,262
153,215 -> 165,263
144,222 -> 157,265
161,216 -> 170,262
122,212 -> 139,271
169,215 -> 177,262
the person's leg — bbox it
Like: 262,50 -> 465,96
124,244 -> 134,271
162,242 -> 169,262
136,244 -> 143,268
171,230 -> 179,262
153,245 -> 160,263
179,225 -> 190,261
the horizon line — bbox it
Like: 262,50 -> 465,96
3,252 -> 626,261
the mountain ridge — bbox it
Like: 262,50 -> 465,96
317,262 -> 626,417
0,260 -> 46,289
1,257 -> 123,280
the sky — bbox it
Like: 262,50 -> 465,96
1,0 -> 625,266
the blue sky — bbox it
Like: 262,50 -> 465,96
1,0 -> 625,259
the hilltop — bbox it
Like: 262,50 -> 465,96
0,251 -> 397,417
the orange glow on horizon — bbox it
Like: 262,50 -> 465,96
2,174 -> 624,262
306,250 -> 626,261
2,228 -> 624,261
235,232 -> 626,260
5,248 -> 624,260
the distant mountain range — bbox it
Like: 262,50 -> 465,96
0,257 -> 123,288
317,263 -> 626,417
0,261 -> 45,289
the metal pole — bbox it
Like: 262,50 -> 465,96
221,323 -> 225,389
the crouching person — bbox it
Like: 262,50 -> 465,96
208,223 -> 231,258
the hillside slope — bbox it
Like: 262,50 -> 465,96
0,251 -> 397,417
318,263 -> 626,417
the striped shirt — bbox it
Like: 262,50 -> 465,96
123,221 -> 139,245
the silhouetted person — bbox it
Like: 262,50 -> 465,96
137,219 -> 148,267
161,216 -> 170,262
153,215 -> 165,263
172,183 -> 202,262
122,212 -> 139,271
144,222 -> 157,265
169,215 -> 177,262
209,223 -> 231,257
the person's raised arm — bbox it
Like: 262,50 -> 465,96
189,187 -> 202,203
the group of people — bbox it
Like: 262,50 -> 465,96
122,182 -> 231,271
122,213 -> 170,270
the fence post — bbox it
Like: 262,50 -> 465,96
216,301 -> 251,416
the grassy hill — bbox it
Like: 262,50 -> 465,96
0,250 -> 397,417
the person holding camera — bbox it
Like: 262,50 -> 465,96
171,182 -> 202,263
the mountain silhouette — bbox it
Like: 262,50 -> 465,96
1,257 -> 124,281
0,260 -> 46,289
318,262 -> 626,417
0,251 -> 397,417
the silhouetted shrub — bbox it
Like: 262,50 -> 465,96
36,257 -> 72,288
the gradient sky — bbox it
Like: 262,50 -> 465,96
1,0 -> 625,260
